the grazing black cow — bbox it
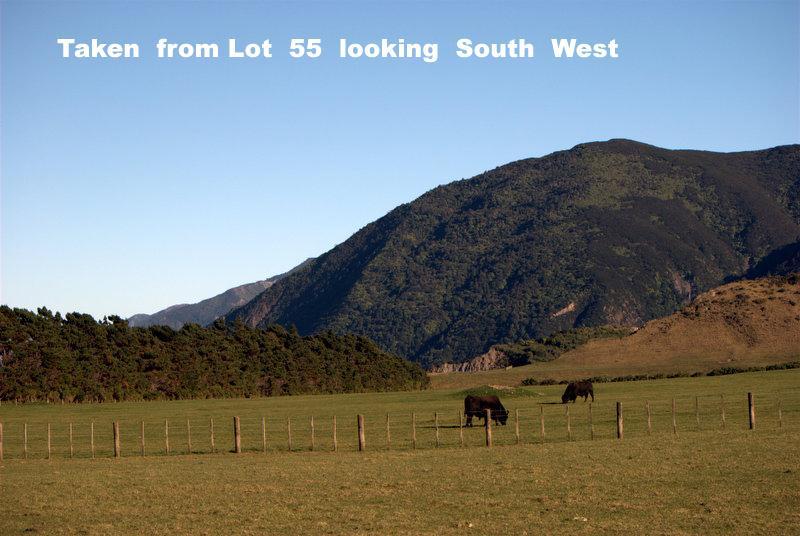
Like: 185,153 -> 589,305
464,395 -> 509,426
561,381 -> 594,403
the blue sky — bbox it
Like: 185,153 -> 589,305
1,0 -> 798,318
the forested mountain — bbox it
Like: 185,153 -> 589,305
0,306 -> 427,402
128,259 -> 314,329
747,240 -> 800,278
227,140 -> 800,367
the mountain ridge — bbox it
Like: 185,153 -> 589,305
228,139 -> 800,366
129,258 -> 314,329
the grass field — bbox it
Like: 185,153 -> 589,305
1,428 -> 799,534
1,370 -> 799,534
0,370 -> 798,458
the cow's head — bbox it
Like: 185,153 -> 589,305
561,393 -> 570,404
498,410 -> 509,425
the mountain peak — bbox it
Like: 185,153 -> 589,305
226,142 -> 800,366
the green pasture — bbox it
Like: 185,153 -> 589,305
0,369 -> 798,459
1,428 -> 798,534
1,369 -> 799,534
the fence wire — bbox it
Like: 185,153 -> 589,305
1,390 -> 798,460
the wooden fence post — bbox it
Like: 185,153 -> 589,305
262,417 -> 267,453
90,422 -> 94,459
565,405 -> 572,441
778,399 -> 783,428
485,409 -> 493,447
589,403 -> 594,440
47,424 -> 51,459
411,413 -> 417,450
23,423 -> 28,459
140,421 -> 145,456
332,416 -> 338,452
615,402 -> 623,440
459,411 -> 464,447
539,405 -> 545,442
310,416 -> 315,452
671,398 -> 677,435
695,396 -> 700,430
385,414 -> 390,449
233,416 -> 241,454
187,420 -> 192,454
0,422 -> 3,461
210,418 -> 215,453
113,421 -> 120,458
287,417 -> 293,451
748,393 -> 755,430
165,419 -> 170,455
357,414 -> 366,452
646,401 -> 652,435
434,412 -> 440,448
69,423 -> 74,458
514,409 -> 520,444
720,395 -> 726,430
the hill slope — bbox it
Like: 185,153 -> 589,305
129,259 -> 313,329
228,140 -> 800,366
429,275 -> 800,389
430,326 -> 632,373
539,274 -> 800,375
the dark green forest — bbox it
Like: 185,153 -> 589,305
0,306 -> 428,403
747,240 -> 800,278
228,140 -> 800,366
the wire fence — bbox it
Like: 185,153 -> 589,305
0,390 -> 797,461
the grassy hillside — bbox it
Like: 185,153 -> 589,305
433,326 -> 632,372
228,140 -> 800,366
1,371 -> 798,534
430,275 -> 800,389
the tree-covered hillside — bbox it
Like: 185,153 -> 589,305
747,240 -> 800,278
0,306 -> 428,402
228,140 -> 800,366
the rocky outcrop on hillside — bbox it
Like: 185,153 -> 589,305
430,348 -> 509,373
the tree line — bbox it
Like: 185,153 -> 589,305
0,306 -> 428,403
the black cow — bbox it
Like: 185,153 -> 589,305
464,395 -> 509,426
561,381 -> 594,403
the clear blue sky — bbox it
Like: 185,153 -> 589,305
1,0 -> 798,318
